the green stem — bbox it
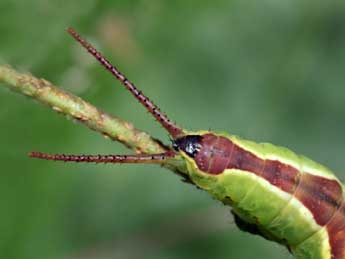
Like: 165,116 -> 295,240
0,65 -> 187,174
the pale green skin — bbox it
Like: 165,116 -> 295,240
179,130 -> 344,259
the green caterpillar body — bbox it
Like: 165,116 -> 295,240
176,130 -> 345,259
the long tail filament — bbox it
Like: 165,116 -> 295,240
66,27 -> 184,139
29,151 -> 176,164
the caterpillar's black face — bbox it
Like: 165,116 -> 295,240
172,135 -> 202,158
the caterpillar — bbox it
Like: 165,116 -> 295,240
30,28 -> 345,259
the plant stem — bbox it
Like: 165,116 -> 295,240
0,65 -> 187,174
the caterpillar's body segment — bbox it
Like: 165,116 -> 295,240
30,28 -> 345,259
176,131 -> 345,259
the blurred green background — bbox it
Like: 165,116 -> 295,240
1,1 -> 345,259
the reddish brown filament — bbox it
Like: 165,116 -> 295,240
29,151 -> 176,164
66,27 -> 184,139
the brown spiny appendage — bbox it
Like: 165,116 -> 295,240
66,28 -> 183,139
194,133 -> 344,257
29,151 -> 176,164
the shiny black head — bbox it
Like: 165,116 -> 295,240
172,135 -> 202,158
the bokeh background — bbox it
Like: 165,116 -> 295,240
1,1 -> 345,259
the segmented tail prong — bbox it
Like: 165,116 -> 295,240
29,151 -> 176,164
66,27 -> 184,139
